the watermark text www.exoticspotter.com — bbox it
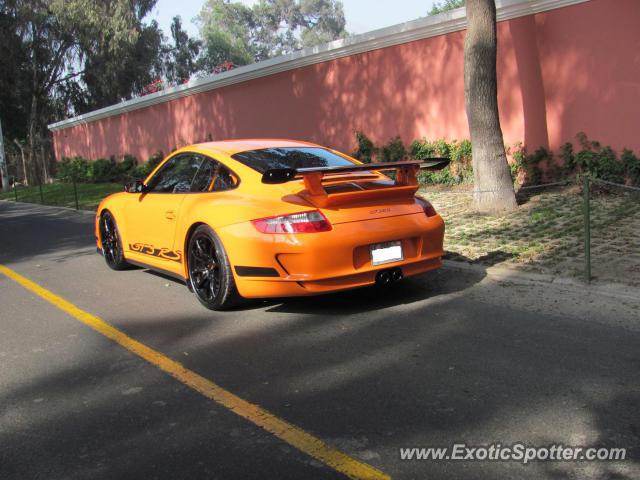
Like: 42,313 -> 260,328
399,443 -> 626,465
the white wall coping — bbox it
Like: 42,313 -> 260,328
48,0 -> 589,131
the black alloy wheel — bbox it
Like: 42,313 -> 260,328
187,225 -> 242,310
99,211 -> 129,270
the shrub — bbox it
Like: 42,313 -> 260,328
417,167 -> 458,185
147,150 -> 164,169
451,139 -> 472,163
509,142 -> 526,183
379,136 -> 407,163
595,146 -> 625,183
56,156 -> 90,182
54,158 -> 72,182
87,158 -> 119,182
559,142 -> 576,176
524,147 -> 552,185
411,138 -> 472,184
621,149 -> 640,186
410,139 -> 436,159
129,151 -> 164,180
573,132 -> 625,183
129,165 -> 150,180
352,131 -> 377,163
449,140 -> 473,182
118,154 -> 138,176
56,153 -> 143,182
575,133 -> 600,178
353,131 -> 638,186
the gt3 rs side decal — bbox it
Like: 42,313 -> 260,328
129,243 -> 182,262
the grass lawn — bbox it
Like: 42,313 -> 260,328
0,182 -> 123,210
421,184 -> 640,284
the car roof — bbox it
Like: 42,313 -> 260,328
192,139 -> 322,156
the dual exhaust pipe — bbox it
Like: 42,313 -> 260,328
375,267 -> 403,286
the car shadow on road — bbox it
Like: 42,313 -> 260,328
258,251 -> 492,315
261,267 -> 481,315
140,253 -> 490,316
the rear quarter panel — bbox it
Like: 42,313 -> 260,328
174,187 -> 316,275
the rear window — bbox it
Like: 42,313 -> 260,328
231,147 -> 356,173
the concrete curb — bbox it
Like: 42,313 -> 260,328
443,259 -> 640,302
0,199 -> 96,216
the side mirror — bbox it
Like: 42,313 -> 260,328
124,179 -> 147,193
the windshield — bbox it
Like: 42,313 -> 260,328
231,147 -> 356,173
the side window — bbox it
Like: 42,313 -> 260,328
146,154 -> 203,193
190,156 -> 239,193
213,165 -> 238,191
190,158 -> 216,192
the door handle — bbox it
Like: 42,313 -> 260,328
165,210 -> 176,220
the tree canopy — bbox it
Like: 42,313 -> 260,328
0,0 -> 163,184
163,16 -> 203,84
429,0 -> 465,15
0,0 -> 348,185
197,0 -> 348,67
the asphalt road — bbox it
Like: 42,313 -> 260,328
1,201 -> 639,480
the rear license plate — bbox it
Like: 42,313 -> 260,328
370,241 -> 403,266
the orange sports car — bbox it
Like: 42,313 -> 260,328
96,139 -> 446,310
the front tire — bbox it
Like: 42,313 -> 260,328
187,225 -> 242,310
99,211 -> 130,270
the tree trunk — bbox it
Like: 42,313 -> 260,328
28,94 -> 38,183
0,119 -> 9,191
28,21 -> 39,187
41,141 -> 49,183
464,0 -> 517,213
14,139 -> 28,186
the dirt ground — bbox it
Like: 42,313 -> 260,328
421,184 -> 640,286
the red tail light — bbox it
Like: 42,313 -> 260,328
252,210 -> 332,234
415,196 -> 438,217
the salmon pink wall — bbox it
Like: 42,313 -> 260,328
52,0 -> 640,162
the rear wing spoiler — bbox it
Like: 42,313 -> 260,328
261,158 -> 450,208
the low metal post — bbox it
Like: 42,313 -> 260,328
39,181 -> 44,204
13,182 -> 18,201
583,175 -> 591,284
73,177 -> 79,210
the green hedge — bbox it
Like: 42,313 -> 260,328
55,133 -> 640,188
354,131 -> 640,186
55,151 -> 164,183
512,132 -> 640,186
353,132 -> 474,185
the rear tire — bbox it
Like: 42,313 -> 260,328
99,211 -> 130,271
187,225 -> 243,310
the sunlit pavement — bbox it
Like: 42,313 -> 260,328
1,201 -> 639,480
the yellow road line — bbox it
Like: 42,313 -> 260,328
0,264 -> 390,480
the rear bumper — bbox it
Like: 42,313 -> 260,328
218,212 -> 445,298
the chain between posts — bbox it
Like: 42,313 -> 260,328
424,180 -> 572,195
590,177 -> 640,191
